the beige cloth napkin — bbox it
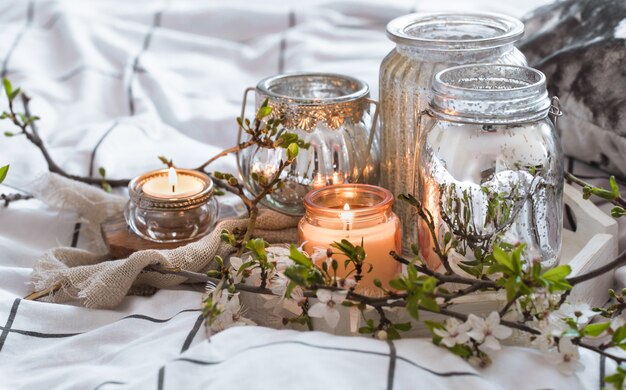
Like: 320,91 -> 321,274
29,173 -> 299,308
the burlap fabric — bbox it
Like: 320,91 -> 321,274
29,173 -> 299,308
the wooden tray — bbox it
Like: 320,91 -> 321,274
241,184 -> 619,338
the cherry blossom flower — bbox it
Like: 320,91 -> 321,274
467,312 -> 512,352
434,318 -> 471,348
308,289 -> 346,328
229,256 -> 262,285
553,302 -> 596,325
210,291 -> 256,332
310,246 -> 333,265
544,337 -> 584,375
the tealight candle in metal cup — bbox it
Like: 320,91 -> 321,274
125,168 -> 218,243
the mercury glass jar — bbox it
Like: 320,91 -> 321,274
379,12 -> 527,253
417,64 -> 563,271
238,73 -> 378,216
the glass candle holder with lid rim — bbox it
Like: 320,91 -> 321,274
379,12 -> 527,255
417,64 -> 563,271
298,184 -> 401,293
125,168 -> 219,243
238,72 -> 379,216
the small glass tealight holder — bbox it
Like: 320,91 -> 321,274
125,168 -> 218,243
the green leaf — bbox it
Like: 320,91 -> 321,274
245,239 -> 268,262
289,245 -> 312,267
394,322 -> 412,332
610,176 -> 620,198
9,88 -> 20,101
3,78 -> 12,99
493,245 -> 515,273
287,143 -> 299,161
4,131 -> 13,137
98,167 -> 106,178
257,106 -> 272,119
0,164 -> 8,184
583,321 -> 611,337
611,206 -> 626,218
613,324 -> 626,344
541,265 -> 572,282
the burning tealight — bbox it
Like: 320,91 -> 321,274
141,167 -> 204,199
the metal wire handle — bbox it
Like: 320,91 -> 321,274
355,98 -> 379,183
235,87 -> 255,189
549,96 -> 563,136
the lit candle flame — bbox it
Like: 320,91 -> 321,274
168,167 -> 177,193
339,202 -> 354,236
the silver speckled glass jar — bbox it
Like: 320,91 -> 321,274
379,12 -> 527,254
417,64 -> 563,271
238,73 -> 379,216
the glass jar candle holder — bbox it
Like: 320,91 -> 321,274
417,64 -> 564,270
298,184 -> 401,292
379,12 -> 527,254
125,169 -> 218,243
238,73 -> 379,216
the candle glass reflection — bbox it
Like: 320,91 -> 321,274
298,184 -> 401,293
125,169 -> 218,243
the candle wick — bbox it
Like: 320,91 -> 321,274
172,185 -> 175,193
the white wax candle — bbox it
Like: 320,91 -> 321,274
142,169 -> 204,199
300,216 -> 401,291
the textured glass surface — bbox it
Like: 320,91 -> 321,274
417,64 -> 563,270
379,13 -> 527,254
239,73 -> 378,216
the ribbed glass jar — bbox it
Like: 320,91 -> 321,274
238,73 -> 378,216
379,12 -> 527,254
417,64 -> 563,271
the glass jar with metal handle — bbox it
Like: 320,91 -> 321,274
237,73 -> 379,216
416,64 -> 564,271
379,12 -> 527,254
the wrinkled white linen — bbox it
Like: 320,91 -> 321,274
0,0 -> 618,389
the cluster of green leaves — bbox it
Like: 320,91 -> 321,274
605,365 -> 626,389
388,263 -> 438,320
98,167 -> 112,193
582,176 -> 626,218
358,317 -> 411,340
1,78 -> 39,134
489,243 -> 572,302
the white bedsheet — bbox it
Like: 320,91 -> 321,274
0,1 -> 617,389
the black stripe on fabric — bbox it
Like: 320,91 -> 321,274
3,327 -> 81,338
71,221 -> 82,248
93,381 -> 126,390
600,354 -> 606,389
180,314 -> 204,353
173,340 -> 479,379
89,121 -> 120,176
564,158 -> 577,231
56,65 -> 121,83
386,340 -> 396,390
43,13 -> 61,29
127,8 -> 164,116
1,0 -> 34,78
117,309 -> 200,324
0,299 -> 20,352
0,308 -> 200,339
157,366 -> 165,390
277,11 -> 295,73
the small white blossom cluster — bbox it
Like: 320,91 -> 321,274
531,301 -> 596,375
434,311 -> 512,366
204,286 -> 256,333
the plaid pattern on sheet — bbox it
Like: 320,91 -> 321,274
0,0 -> 621,389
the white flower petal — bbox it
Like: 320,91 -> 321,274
316,289 -> 333,303
480,335 -> 501,352
308,302 -> 327,319
324,308 -> 341,328
492,324 -> 512,339
486,311 -> 501,327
